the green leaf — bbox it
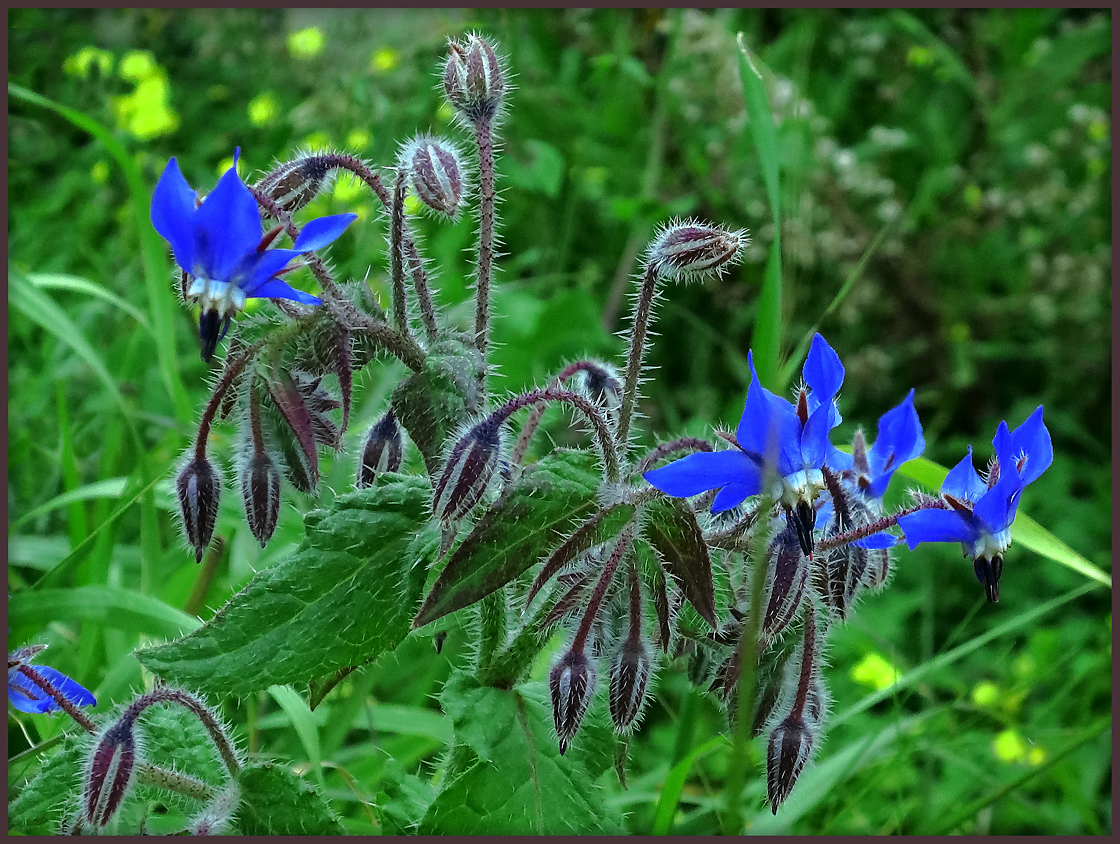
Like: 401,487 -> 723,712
896,457 -> 1111,588
235,763 -> 342,836
10,585 -> 201,639
644,497 -> 717,629
414,449 -> 605,629
391,335 -> 483,476
8,732 -> 89,834
136,474 -> 440,696
736,34 -> 782,389
26,272 -> 154,335
652,735 -> 726,834
374,758 -> 437,835
418,671 -> 621,834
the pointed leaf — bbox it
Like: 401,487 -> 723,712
136,475 -> 439,696
644,497 -> 717,629
414,449 -> 606,629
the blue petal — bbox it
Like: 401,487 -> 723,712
866,389 -> 925,499
293,213 -> 358,252
711,482 -> 752,513
897,508 -> 979,550
1006,406 -> 1053,487
644,449 -> 761,500
192,160 -> 262,281
248,277 -> 322,306
8,665 -> 95,713
815,498 -> 834,531
237,248 -> 303,294
973,471 -> 1023,535
798,402 -> 834,472
736,352 -> 800,470
824,445 -> 854,474
802,333 -> 844,423
150,157 -> 198,273
941,447 -> 987,502
852,532 -> 900,550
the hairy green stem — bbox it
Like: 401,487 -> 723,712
473,115 -> 497,388
389,168 -> 415,341
617,264 -> 660,451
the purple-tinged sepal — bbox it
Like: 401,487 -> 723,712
549,648 -> 596,755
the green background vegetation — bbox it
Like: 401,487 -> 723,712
9,8 -> 1110,834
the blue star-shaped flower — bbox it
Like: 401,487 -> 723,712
8,652 -> 96,714
151,149 -> 357,361
897,406 -> 1052,601
644,333 -> 845,554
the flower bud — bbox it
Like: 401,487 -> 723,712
549,649 -> 596,755
442,34 -> 506,123
255,153 -> 337,216
609,638 -> 652,733
84,714 -> 139,828
646,220 -> 748,283
766,716 -> 815,814
580,361 -> 623,408
431,417 -> 503,524
188,782 -> 240,836
294,371 -> 342,450
241,450 -> 281,547
763,523 -> 809,644
176,453 -> 221,563
402,136 -> 467,220
357,409 -> 404,488
267,372 -> 320,490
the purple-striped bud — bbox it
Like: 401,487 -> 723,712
402,136 -> 467,220
255,153 -> 337,216
549,649 -> 596,755
241,450 -> 281,547
431,417 -> 503,524
766,716 -> 815,814
442,34 -> 506,123
579,361 -> 623,409
646,219 -> 748,283
763,523 -> 809,645
358,410 -> 404,488
176,453 -> 221,563
84,714 -> 139,828
609,638 -> 652,733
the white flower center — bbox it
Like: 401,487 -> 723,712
967,527 -> 1011,561
186,278 -> 247,317
771,468 -> 824,509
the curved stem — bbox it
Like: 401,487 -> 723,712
617,264 -> 661,451
511,361 -> 613,469
571,525 -> 636,654
388,169 -> 415,341
631,436 -> 714,476
195,343 -> 260,460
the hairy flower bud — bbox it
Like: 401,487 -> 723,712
432,417 -> 503,524
442,34 -> 506,123
580,361 -> 623,408
357,409 -> 404,488
766,716 -> 815,814
764,523 -> 809,644
267,371 -> 320,490
176,453 -> 221,563
241,450 -> 281,547
84,714 -> 140,828
293,371 -> 342,450
646,219 -> 748,283
549,649 -> 596,755
255,153 -> 337,216
609,638 -> 652,733
188,783 -> 240,836
402,136 -> 466,220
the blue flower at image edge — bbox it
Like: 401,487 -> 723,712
897,406 -> 1053,601
150,148 -> 357,361
644,334 -> 846,554
8,663 -> 96,714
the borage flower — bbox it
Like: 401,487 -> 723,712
897,407 -> 1052,602
8,646 -> 96,714
151,149 -> 357,362
644,334 -> 845,555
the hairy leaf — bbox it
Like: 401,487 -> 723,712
235,763 -> 342,835
136,475 -> 439,696
418,671 -> 621,834
644,497 -> 717,629
414,449 -> 604,629
8,732 -> 89,834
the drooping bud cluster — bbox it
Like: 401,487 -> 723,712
442,34 -> 506,125
255,152 -> 337,216
401,135 -> 467,220
357,409 -> 404,488
431,416 -> 504,524
645,219 -> 749,283
83,712 -> 140,829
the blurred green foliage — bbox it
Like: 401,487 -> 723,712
8,8 -> 1110,834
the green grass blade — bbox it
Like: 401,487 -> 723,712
831,581 -> 1102,729
9,585 -> 201,639
736,33 -> 783,390
269,685 -> 327,792
10,478 -> 127,533
27,272 -> 154,335
9,81 -> 191,422
652,735 -> 725,834
897,457 -> 1110,588
55,383 -> 88,549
